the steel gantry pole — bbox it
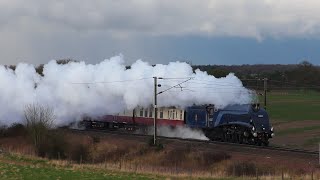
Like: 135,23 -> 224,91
152,77 -> 191,145
153,77 -> 158,145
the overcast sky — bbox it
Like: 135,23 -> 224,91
1,0 -> 320,65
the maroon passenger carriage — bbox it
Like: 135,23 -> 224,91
83,106 -> 185,130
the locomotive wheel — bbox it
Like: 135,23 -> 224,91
232,133 -> 237,143
227,134 -> 232,142
263,141 -> 269,146
238,134 -> 243,144
256,140 -> 262,146
248,138 -> 255,145
221,133 -> 226,142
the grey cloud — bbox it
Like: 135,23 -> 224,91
2,0 -> 320,38
1,0 -> 320,64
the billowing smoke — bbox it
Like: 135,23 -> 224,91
149,126 -> 209,141
0,55 -> 253,126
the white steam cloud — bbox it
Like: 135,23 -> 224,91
151,126 -> 209,141
0,55 -> 253,126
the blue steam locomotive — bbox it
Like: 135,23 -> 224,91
185,104 -> 274,145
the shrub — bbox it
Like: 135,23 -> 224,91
36,132 -> 68,159
147,137 -> 164,151
147,137 -> 155,146
159,147 -> 189,167
92,136 -> 100,144
0,125 -> 7,137
24,103 -> 55,155
227,161 -> 257,177
191,151 -> 231,168
201,151 -> 231,166
68,143 -> 90,163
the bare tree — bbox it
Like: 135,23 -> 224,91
24,103 -> 55,152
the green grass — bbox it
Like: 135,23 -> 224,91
5,153 -> 48,165
0,154 -> 163,180
259,90 -> 320,122
0,162 -> 158,180
0,152 -> 314,180
268,102 -> 320,122
0,153 -> 236,180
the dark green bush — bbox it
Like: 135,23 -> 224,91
36,132 -> 68,159
6,123 -> 27,137
0,125 -> 7,137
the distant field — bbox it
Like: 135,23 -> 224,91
261,90 -> 320,149
259,90 -> 320,122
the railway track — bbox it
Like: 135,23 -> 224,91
65,128 -> 319,156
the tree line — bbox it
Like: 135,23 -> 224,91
193,61 -> 320,91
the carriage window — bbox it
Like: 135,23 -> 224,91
159,108 -> 163,118
139,108 -> 143,117
195,114 -> 198,121
180,110 -> 183,120
149,109 -> 153,117
172,110 -> 175,119
144,109 -> 148,117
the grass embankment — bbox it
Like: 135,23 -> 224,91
0,153 -> 317,180
0,126 -> 318,179
0,153 -> 164,180
0,153 -> 242,180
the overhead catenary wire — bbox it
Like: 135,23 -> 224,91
157,78 -> 194,95
162,90 -> 256,95
69,77 -> 153,84
161,77 -> 193,80
160,83 -> 248,90
162,77 -> 319,89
